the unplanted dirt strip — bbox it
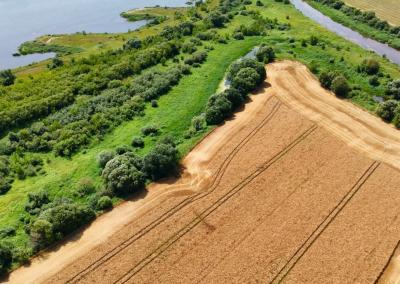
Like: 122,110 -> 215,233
270,161 -> 381,284
114,125 -> 318,284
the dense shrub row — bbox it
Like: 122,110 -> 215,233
205,57 -> 268,125
3,65 -> 189,157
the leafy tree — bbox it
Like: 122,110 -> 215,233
231,67 -> 261,93
376,100 -> 399,122
30,219 -> 54,250
222,88 -> 245,109
205,94 -> 232,125
386,80 -> 400,100
96,196 -> 113,210
331,76 -> 350,97
38,203 -> 95,237
256,45 -> 276,63
143,143 -> 178,180
0,242 -> 12,275
75,177 -> 96,197
131,136 -> 145,148
227,58 -> 266,84
48,57 -> 64,69
97,150 -> 115,168
319,71 -> 339,89
102,153 -> 145,195
25,191 -> 50,215
141,125 -> 159,136
123,38 -> 142,50
359,58 -> 380,75
0,70 -> 16,86
206,11 -> 227,28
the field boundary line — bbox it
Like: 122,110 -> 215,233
270,161 -> 381,284
113,125 -> 318,284
66,96 -> 281,283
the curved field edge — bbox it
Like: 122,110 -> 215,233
0,38 -> 262,256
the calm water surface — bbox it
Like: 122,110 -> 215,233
0,0 -> 187,70
290,0 -> 400,66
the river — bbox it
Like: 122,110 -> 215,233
0,0 -> 187,70
290,0 -> 400,66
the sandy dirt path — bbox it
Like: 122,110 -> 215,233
5,61 -> 400,284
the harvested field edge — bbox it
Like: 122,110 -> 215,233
112,124 -> 318,284
271,161 -> 381,283
66,96 -> 282,283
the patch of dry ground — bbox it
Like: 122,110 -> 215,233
7,61 -> 400,284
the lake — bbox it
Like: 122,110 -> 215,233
0,0 -> 188,70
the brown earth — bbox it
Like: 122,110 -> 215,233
6,61 -> 400,284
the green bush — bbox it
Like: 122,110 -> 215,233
376,100 -> 399,122
141,125 -> 160,136
256,45 -> 276,63
227,58 -> 266,84
131,136 -> 145,148
25,191 -> 50,215
205,94 -> 232,125
222,88 -> 245,109
76,177 -> 96,197
331,76 -> 350,97
102,153 -> 145,195
97,151 -> 115,168
0,242 -> 12,275
386,80 -> 400,100
359,58 -> 380,75
0,70 -> 16,86
96,196 -> 113,211
30,219 -> 54,250
143,143 -> 178,180
319,71 -> 339,89
231,67 -> 261,93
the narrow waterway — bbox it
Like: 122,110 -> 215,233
290,0 -> 400,66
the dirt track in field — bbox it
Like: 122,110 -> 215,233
7,61 -> 400,284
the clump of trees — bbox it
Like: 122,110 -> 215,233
319,71 -> 350,98
0,70 -> 16,86
0,242 -> 12,275
386,80 -> 400,100
331,76 -> 350,97
205,58 -> 266,125
358,58 -> 380,75
102,152 -> 146,196
30,202 -> 95,250
376,100 -> 399,122
256,44 -> 276,63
